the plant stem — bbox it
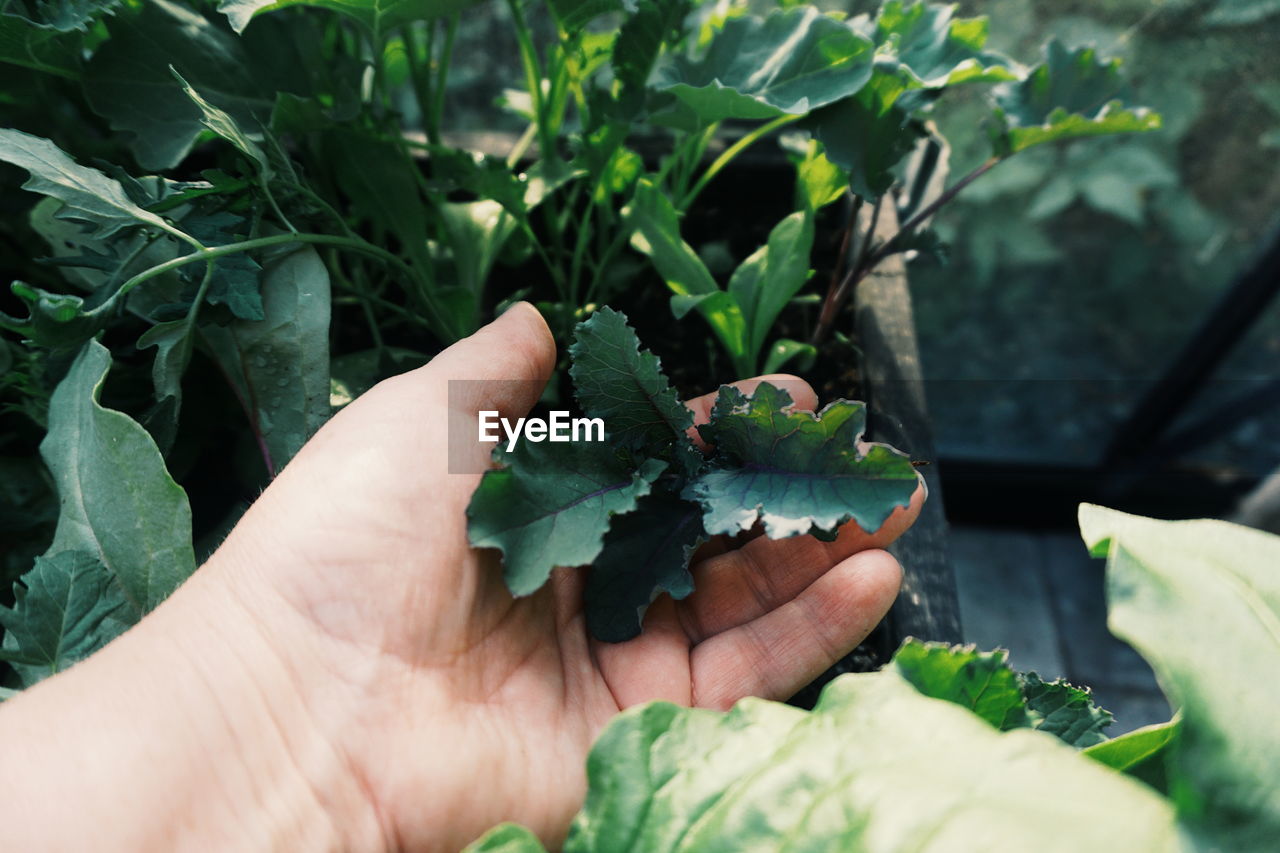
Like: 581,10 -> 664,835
809,156 -> 1002,346
506,122 -> 538,167
507,0 -> 549,155
861,156 -> 1000,273
115,232 -> 456,339
811,196 -> 879,346
680,114 -> 802,209
432,15 -> 458,140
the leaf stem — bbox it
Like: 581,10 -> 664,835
809,156 -> 1002,345
680,114 -> 802,209
864,156 -> 1000,271
114,232 -> 456,338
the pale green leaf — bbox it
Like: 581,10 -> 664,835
1079,505 -> 1280,849
532,668 -> 1178,851
0,129 -> 167,238
867,0 -> 1017,88
172,69 -> 272,178
41,340 -> 195,613
463,823 -> 547,853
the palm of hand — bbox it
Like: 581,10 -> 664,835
209,305 -> 920,851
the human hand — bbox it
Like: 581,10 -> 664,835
0,304 -> 922,852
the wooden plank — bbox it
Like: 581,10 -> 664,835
854,206 -> 963,646
950,528 -> 1067,678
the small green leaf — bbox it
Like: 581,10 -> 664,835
468,446 -> 665,597
626,180 -> 747,363
569,306 -> 698,473
463,823 -> 548,853
179,211 -> 265,322
792,139 -> 848,212
41,340 -> 195,613
201,248 -> 331,475
761,338 -> 817,374
1086,718 -> 1179,794
653,7 -> 875,121
1079,506 -> 1280,849
0,129 -> 168,238
989,40 -> 1161,156
0,550 -> 132,687
137,319 -> 193,418
585,489 -> 705,643
688,382 -> 918,539
0,282 -> 114,352
217,0 -> 479,36
891,639 -> 1030,730
1019,671 -> 1114,748
172,69 -> 272,179
726,210 -> 814,366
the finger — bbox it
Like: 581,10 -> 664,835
683,374 -> 818,451
690,549 -> 901,710
591,596 -> 693,708
678,483 -> 924,643
428,301 -> 558,419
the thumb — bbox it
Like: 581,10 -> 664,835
430,302 -> 557,419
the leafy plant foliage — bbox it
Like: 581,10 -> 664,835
468,308 -> 919,641
465,508 -> 1280,851
0,0 -> 1158,707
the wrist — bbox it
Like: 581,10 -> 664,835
0,560 -> 388,852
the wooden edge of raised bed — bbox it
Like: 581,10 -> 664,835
854,205 -> 963,650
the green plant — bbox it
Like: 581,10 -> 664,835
464,505 -> 1280,851
0,0 -> 1158,699
466,307 -> 920,641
